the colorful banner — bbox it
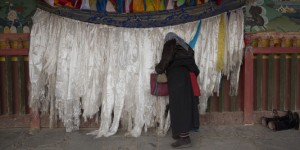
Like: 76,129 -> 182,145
37,0 -> 245,28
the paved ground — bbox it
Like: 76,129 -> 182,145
1,125 -> 299,150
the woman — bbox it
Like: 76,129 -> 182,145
155,32 -> 200,148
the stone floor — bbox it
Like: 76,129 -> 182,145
1,124 -> 300,150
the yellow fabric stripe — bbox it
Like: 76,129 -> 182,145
216,14 -> 225,71
145,0 -> 159,12
24,56 -> 29,61
133,0 -> 145,12
11,57 -> 18,61
159,0 -> 165,10
0,57 -> 29,61
0,57 -> 5,61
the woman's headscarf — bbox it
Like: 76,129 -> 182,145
164,32 -> 189,50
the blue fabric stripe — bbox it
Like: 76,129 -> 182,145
117,0 -> 124,13
96,0 -> 107,12
189,21 -> 201,49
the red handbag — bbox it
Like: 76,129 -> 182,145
150,73 -> 169,96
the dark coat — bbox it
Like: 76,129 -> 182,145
155,39 -> 199,76
155,39 -> 200,135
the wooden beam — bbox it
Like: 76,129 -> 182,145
0,33 -> 30,39
0,50 -> 29,56
253,48 -> 300,54
244,50 -> 254,125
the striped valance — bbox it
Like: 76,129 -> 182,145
38,0 -> 245,28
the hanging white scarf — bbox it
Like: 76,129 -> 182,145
29,8 -> 244,137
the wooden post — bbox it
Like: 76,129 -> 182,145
244,49 -> 254,125
267,54 -> 275,111
256,54 -> 263,111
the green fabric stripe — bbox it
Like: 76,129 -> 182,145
279,54 -> 286,111
256,54 -> 263,111
207,96 -> 211,112
290,54 -> 297,111
18,57 -> 26,114
5,56 -> 13,114
267,54 -> 274,111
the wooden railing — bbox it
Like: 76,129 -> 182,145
206,74 -> 244,112
0,33 -> 30,116
243,33 -> 300,124
253,49 -> 300,112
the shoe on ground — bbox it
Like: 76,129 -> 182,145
268,121 -> 276,130
171,137 -> 192,149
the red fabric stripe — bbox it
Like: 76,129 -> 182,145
189,72 -> 200,96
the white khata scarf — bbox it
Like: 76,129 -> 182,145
29,8 -> 244,137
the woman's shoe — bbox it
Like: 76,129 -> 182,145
171,137 -> 192,149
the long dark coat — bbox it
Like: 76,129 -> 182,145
155,39 -> 200,135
